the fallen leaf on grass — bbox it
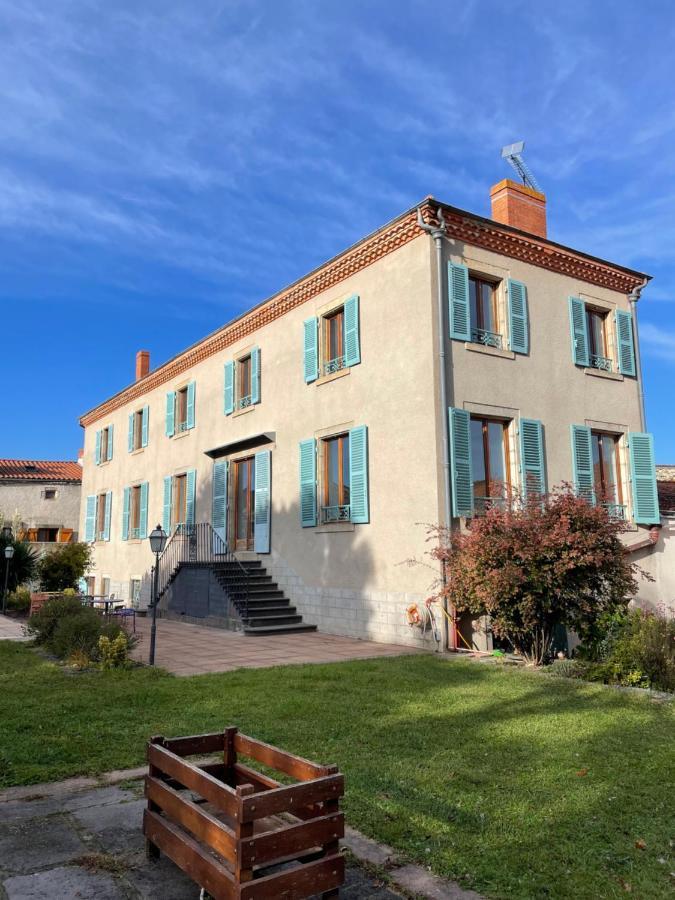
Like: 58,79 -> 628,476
635,838 -> 646,850
576,768 -> 589,777
618,878 -> 632,892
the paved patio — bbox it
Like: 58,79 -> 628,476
0,614 -> 28,642
130,617 -> 418,676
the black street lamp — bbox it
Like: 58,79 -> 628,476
148,524 -> 167,666
2,542 -> 15,616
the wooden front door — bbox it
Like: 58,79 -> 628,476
234,457 -> 255,550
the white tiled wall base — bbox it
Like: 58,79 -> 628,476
264,550 -> 436,649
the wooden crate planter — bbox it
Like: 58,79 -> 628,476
143,727 -> 345,899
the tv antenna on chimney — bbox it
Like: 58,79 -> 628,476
501,141 -> 542,193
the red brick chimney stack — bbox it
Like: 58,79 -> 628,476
490,178 -> 547,239
135,350 -> 150,382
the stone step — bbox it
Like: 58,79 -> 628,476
245,614 -> 304,628
243,622 -> 318,635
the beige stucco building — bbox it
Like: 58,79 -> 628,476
78,179 -> 661,648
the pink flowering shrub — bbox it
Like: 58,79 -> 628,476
429,487 -> 645,665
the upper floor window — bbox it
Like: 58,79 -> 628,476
42,489 -> 57,500
469,276 -> 501,348
84,491 -> 111,542
37,527 -> 59,543
128,405 -> 149,452
569,297 -> 636,376
448,264 -> 529,355
95,425 -> 114,465
162,470 -> 196,533
122,482 -> 148,540
470,416 -> 510,514
303,295 -> 361,383
586,308 -> 611,372
224,349 -> 260,415
165,382 -> 195,436
321,433 -> 351,523
173,473 -> 187,527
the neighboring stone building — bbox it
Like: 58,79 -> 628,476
0,459 -> 82,557
78,176 -> 662,648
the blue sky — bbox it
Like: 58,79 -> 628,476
2,0 -> 674,461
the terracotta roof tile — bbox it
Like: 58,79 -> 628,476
0,460 -> 82,483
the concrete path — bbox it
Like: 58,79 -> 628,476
0,769 -> 482,899
0,778 -> 402,899
131,617 -> 418,675
0,615 -> 28,642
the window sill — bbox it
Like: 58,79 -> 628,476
126,539 -> 143,545
97,459 -> 112,467
464,342 -> 515,360
130,447 -> 145,456
314,521 -> 355,534
316,367 -> 351,386
232,404 -> 256,419
171,428 -> 192,440
584,367 -> 623,381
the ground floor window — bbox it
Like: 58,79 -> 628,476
36,527 -> 59,542
85,576 -> 95,596
129,578 -> 142,606
96,493 -> 107,539
101,577 -> 110,597
172,474 -> 187,529
591,431 -> 624,517
470,416 -> 510,512
130,485 -> 142,538
321,433 -> 350,523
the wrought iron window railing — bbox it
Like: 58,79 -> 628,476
177,420 -> 189,432
323,356 -> 347,376
97,530 -> 106,541
590,354 -> 613,372
237,394 -> 253,409
601,502 -> 626,521
320,504 -> 351,524
131,527 -> 141,539
473,495 -> 509,515
471,328 -> 503,349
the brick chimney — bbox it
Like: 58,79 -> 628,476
490,178 -> 547,239
135,350 -> 150,382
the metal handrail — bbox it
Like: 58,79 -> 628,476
156,523 -> 250,620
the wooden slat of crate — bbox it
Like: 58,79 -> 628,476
143,809 -> 236,900
161,732 -> 226,756
145,776 -> 237,866
240,774 -> 344,821
235,733 -> 335,781
148,744 -> 238,818
241,812 -> 344,868
239,854 -> 345,900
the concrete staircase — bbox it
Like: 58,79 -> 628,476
212,559 -> 317,636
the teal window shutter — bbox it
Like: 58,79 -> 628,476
186,469 -> 196,527
103,492 -> 112,541
212,461 -> 228,545
299,439 -> 317,526
344,294 -> 361,367
128,414 -> 135,453
251,347 -> 261,405
224,361 -> 234,415
507,279 -> 529,354
568,297 -> 589,366
448,263 -> 471,341
107,425 -> 114,461
349,425 -> 369,523
186,381 -> 196,429
303,318 -> 318,383
84,495 -> 96,542
141,405 -> 149,448
615,310 -> 636,376
165,392 -> 175,437
162,476 -> 173,533
519,419 -> 546,497
95,430 -> 101,465
628,432 -> 659,524
254,450 -> 271,552
449,408 -> 473,516
570,425 -> 595,502
122,487 -> 131,540
139,482 -> 149,539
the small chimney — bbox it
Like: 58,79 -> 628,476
135,350 -> 150,382
77,448 -> 84,466
490,178 -> 547,239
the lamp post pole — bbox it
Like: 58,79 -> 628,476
2,527 -> 15,616
148,524 -> 167,667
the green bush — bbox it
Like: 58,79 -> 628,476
5,588 -> 31,613
51,608 -> 103,660
26,596 -> 84,646
546,658 -> 587,679
37,543 -> 92,591
98,632 -> 132,669
578,607 -> 675,692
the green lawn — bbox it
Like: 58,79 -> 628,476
1,643 -> 673,899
